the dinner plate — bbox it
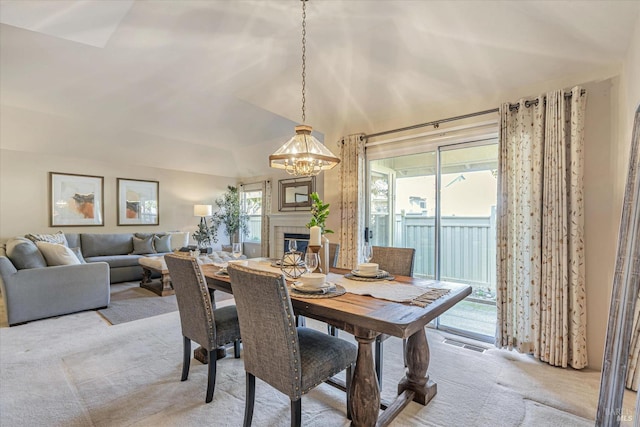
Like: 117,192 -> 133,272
351,269 -> 389,278
291,282 -> 335,294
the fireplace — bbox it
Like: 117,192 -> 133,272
284,233 -> 310,255
269,214 -> 311,259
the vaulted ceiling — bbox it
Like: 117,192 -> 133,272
1,0 -> 638,177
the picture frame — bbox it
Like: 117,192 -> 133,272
117,178 -> 159,226
278,176 -> 315,211
49,172 -> 104,227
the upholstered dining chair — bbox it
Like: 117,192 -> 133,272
370,246 -> 416,387
164,254 -> 242,403
227,264 -> 356,427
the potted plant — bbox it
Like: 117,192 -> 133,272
212,185 -> 249,250
305,192 -> 333,273
306,192 -> 333,235
193,219 -> 217,253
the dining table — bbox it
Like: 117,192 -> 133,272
201,260 -> 472,427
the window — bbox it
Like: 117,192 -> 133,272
366,119 -> 498,342
241,187 -> 263,243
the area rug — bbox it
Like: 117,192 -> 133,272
97,282 -> 233,325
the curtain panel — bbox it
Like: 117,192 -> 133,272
261,180 -> 272,257
496,86 -> 588,369
338,134 -> 366,269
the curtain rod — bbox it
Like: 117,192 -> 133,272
508,89 -> 586,111
362,89 -> 586,140
363,108 -> 498,140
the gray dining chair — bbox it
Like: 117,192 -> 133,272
227,264 -> 356,427
164,254 -> 241,403
370,246 -> 416,387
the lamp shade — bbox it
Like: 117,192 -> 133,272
194,204 -> 212,217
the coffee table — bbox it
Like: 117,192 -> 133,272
138,256 -> 174,296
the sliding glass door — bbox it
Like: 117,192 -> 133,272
366,138 -> 498,341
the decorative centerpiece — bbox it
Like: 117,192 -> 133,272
306,192 -> 333,273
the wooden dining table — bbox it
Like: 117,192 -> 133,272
201,262 -> 471,427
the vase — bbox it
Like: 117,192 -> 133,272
319,235 -> 330,274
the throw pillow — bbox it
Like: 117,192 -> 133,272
167,231 -> 190,250
35,241 -> 81,266
6,237 -> 48,269
131,236 -> 155,255
26,231 -> 68,247
153,234 -> 172,253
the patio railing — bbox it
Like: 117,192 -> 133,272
371,208 -> 497,301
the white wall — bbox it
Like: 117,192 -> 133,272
0,149 -> 236,248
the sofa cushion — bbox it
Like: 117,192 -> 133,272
25,231 -> 68,246
131,236 -> 155,255
167,231 -> 190,250
153,234 -> 172,253
81,233 -> 133,257
65,233 -> 81,248
36,241 -> 81,266
6,237 -> 47,269
70,247 -> 86,263
84,254 -> 144,269
135,232 -> 166,240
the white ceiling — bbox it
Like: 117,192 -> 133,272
1,0 -> 639,177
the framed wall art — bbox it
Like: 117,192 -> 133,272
49,172 -> 104,226
117,178 -> 159,226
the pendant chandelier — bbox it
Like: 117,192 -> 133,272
269,0 -> 340,177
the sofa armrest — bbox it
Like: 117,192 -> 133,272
1,262 -> 110,325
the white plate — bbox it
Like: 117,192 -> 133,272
291,282 -> 335,294
351,269 -> 387,278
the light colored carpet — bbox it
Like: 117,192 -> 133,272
98,282 -> 233,325
0,296 -> 637,426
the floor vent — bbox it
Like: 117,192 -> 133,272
443,338 -> 487,353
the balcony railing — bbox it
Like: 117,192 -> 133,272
371,208 -> 497,302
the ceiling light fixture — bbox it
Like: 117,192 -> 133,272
269,0 -> 340,177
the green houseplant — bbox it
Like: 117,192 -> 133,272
212,185 -> 249,247
193,219 -> 217,251
306,192 -> 333,235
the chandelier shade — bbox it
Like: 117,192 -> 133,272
269,125 -> 340,177
268,0 -> 340,177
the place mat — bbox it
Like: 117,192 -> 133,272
343,273 -> 395,282
410,288 -> 451,307
289,284 -> 346,298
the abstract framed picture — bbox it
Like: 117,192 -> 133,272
49,172 -> 104,226
117,178 -> 159,226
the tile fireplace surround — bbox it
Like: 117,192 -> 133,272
269,213 -> 311,259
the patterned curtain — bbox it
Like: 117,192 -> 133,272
261,180 -> 272,258
338,134 -> 366,269
496,86 -> 588,369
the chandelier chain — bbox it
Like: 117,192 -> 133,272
301,0 -> 306,124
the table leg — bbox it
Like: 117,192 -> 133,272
349,335 -> 380,427
141,267 -> 152,285
160,273 -> 173,296
398,328 -> 437,405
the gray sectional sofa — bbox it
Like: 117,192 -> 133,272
0,231 -> 187,326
